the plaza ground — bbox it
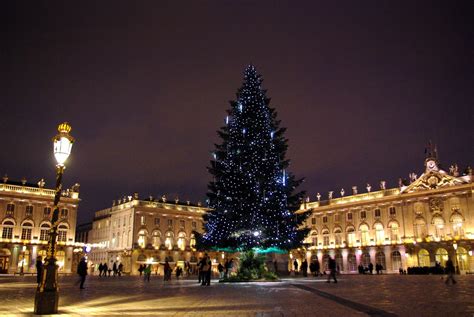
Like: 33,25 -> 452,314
0,274 -> 472,316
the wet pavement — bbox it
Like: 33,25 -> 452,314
0,274 -> 472,316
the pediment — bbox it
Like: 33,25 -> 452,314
400,169 -> 466,193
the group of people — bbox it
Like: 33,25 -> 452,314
293,258 -> 337,283
98,261 -> 123,277
358,262 -> 384,274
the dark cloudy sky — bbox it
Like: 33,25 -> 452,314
2,1 -> 473,225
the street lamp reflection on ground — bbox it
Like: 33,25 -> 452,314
34,122 -> 74,315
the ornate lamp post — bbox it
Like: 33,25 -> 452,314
34,122 -> 74,314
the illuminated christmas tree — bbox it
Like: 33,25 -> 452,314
198,65 -> 309,251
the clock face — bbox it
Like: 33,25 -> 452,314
427,160 -> 436,170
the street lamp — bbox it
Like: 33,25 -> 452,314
34,122 -> 74,314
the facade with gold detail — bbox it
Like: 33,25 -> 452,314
295,152 -> 473,274
0,176 -> 80,273
88,195 -> 208,275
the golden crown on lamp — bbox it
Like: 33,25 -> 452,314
57,122 -> 72,134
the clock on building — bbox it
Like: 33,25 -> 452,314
426,160 -> 438,172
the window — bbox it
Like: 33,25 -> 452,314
334,228 -> 342,245
140,216 -> 146,226
311,231 -> 318,246
347,212 -> 353,221
334,214 -> 340,223
177,232 -> 186,250
25,205 -> 34,217
165,231 -> 174,250
60,208 -> 68,218
374,208 -> 381,218
58,225 -> 68,242
152,231 -> 161,248
154,218 -> 160,226
21,223 -> 33,240
1,220 -> 14,239
179,220 -> 185,228
360,224 -> 369,245
389,207 -> 396,217
389,222 -> 399,241
376,251 -> 386,269
418,249 -> 430,267
347,253 -> 357,271
6,203 -> 14,216
138,230 -> 147,248
374,223 -> 384,244
40,223 -> 50,241
44,207 -> 51,217
360,211 -> 366,220
192,221 -> 197,229
322,229 -> 329,246
347,227 -> 355,246
391,251 -> 402,271
167,219 -> 173,227
322,216 -> 328,223
414,216 -> 427,239
190,234 -> 196,249
311,217 -> 316,225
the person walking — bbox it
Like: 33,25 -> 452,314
204,256 -> 212,286
198,257 -> 205,283
445,258 -> 457,285
118,262 -> 123,277
144,264 -> 151,282
164,260 -> 171,281
98,263 -> 103,277
77,257 -> 88,289
326,257 -> 337,283
217,262 -> 224,279
113,261 -> 118,277
368,262 -> 374,274
293,259 -> 299,275
36,256 -> 43,285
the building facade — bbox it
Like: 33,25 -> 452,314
0,176 -> 80,273
88,195 -> 208,275
294,154 -> 473,274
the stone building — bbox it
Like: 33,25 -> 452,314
88,194 -> 208,275
295,152 -> 473,274
0,176 -> 80,273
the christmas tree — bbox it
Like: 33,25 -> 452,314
197,65 -> 309,251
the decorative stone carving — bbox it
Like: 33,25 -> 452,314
328,191 -> 333,200
429,197 -> 443,213
316,193 -> 321,201
366,184 -> 371,193
352,186 -> 358,195
340,188 -> 345,197
380,181 -> 386,190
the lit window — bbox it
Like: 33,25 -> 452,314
347,213 -> 353,221
177,232 -> 186,250
43,207 -> 52,217
167,219 -> 173,227
60,208 -> 68,218
140,216 -> 146,226
40,223 -> 50,241
58,224 -> 68,242
1,220 -> 14,239
375,223 -> 384,244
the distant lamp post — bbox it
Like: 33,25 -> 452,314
34,122 -> 74,315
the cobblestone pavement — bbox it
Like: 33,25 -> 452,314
0,274 -> 472,316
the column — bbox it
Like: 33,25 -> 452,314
10,244 -> 19,274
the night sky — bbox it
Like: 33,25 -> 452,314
2,1 -> 473,225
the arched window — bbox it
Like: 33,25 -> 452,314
435,248 -> 448,266
152,230 -> 161,248
432,216 -> 445,239
165,231 -> 174,250
450,211 -> 464,237
40,223 -> 51,241
346,227 -> 355,246
138,229 -> 147,248
418,249 -> 430,267
57,224 -> 68,242
391,251 -> 402,271
322,229 -> 329,246
414,216 -> 427,239
456,247 -> 468,271
362,252 -> 371,267
388,221 -> 399,242
359,224 -> 369,246
376,251 -> 386,269
177,232 -> 186,251
21,222 -> 33,240
311,230 -> 318,246
374,223 -> 384,244
347,253 -> 357,272
1,220 -> 14,239
334,228 -> 342,245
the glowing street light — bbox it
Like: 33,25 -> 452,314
34,123 -> 75,314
